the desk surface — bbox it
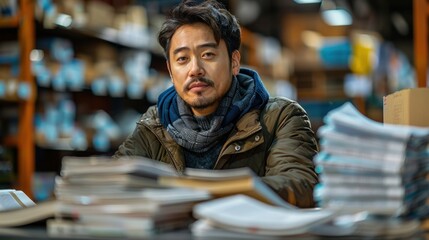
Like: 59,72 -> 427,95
1,227 -> 427,240
0,227 -> 192,240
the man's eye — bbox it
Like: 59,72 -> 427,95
177,57 -> 187,63
203,52 -> 215,58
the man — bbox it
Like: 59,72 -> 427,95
114,0 -> 319,208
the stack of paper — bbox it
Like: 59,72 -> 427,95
314,102 -> 429,217
191,194 -> 334,239
48,156 -> 211,238
190,194 -> 422,239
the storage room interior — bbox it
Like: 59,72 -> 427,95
0,0 -> 422,200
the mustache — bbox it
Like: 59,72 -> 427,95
184,77 -> 214,90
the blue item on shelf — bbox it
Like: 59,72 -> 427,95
51,38 -> 74,63
32,172 -> 56,202
127,81 -> 144,99
44,123 -> 58,144
52,68 -> 66,91
36,0 -> 53,12
92,131 -> 110,152
45,104 -> 59,125
319,39 -> 351,67
91,77 -> 108,96
17,82 -> 31,100
32,61 -> 52,87
0,42 -> 19,64
58,98 -> 76,121
70,128 -> 88,151
64,59 -> 85,90
108,75 -> 125,97
0,80 -> 5,98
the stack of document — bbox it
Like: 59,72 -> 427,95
314,102 -> 429,217
191,194 -> 335,239
48,156 -> 211,238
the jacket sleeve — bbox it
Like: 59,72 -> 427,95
113,121 -> 147,159
261,99 -> 319,208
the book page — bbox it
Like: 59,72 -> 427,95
326,102 -> 429,140
0,193 -> 22,211
11,191 -> 36,207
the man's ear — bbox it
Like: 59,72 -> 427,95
231,50 -> 241,75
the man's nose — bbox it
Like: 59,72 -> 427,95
189,58 -> 204,77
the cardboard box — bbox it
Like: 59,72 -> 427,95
383,88 -> 429,127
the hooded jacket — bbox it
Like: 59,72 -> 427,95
113,95 -> 319,207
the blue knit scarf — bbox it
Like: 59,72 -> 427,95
157,68 -> 269,153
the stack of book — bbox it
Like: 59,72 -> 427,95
48,156 -> 211,238
314,102 -> 429,217
48,155 -> 294,238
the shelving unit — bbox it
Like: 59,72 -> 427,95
1,0 -> 163,198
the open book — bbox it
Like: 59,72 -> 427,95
0,189 -> 36,211
0,189 -> 58,227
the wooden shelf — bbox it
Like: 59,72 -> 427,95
1,135 -> 18,147
37,23 -> 160,54
0,16 -> 19,28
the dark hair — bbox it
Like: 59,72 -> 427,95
158,0 -> 241,60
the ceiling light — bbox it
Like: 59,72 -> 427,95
322,9 -> 352,26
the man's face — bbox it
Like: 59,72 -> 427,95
167,22 -> 240,116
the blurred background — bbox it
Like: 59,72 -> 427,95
0,0 -> 420,200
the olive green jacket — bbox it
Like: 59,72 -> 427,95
113,97 -> 319,208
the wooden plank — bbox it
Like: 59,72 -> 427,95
414,0 -> 428,87
16,0 -> 35,199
